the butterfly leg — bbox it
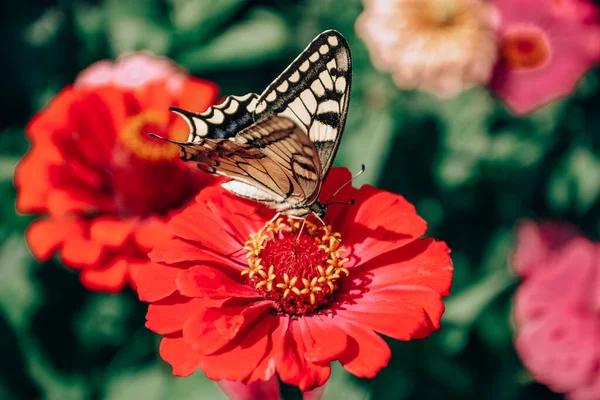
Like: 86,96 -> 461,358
295,218 -> 307,243
313,212 -> 327,228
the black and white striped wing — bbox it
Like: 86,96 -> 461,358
170,93 -> 258,141
156,116 -> 323,210
250,30 -> 352,175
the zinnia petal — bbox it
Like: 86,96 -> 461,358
337,321 -> 391,378
341,185 -> 427,266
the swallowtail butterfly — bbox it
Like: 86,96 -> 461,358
152,30 -> 352,219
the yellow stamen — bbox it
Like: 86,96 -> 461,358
241,217 -> 351,310
118,111 -> 182,161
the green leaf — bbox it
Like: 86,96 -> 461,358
0,156 -> 19,183
336,105 -> 395,186
433,88 -> 494,189
177,8 -> 289,71
0,235 -> 39,333
443,269 -> 514,327
547,145 -> 600,215
168,0 -> 248,39
322,363 -> 371,400
23,8 -> 64,47
166,372 -> 227,400
107,17 -> 172,56
105,363 -> 167,400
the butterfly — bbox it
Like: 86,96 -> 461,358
152,30 -> 352,220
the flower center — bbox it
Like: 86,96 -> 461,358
501,26 -> 551,70
110,110 -> 198,217
242,217 -> 349,316
118,111 -> 181,162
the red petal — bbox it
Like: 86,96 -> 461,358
148,238 -> 245,273
340,186 -> 427,266
133,217 -> 171,251
89,217 -> 136,247
169,187 -> 266,258
299,315 -> 347,363
176,265 -> 260,299
67,88 -> 122,164
198,312 -> 275,382
15,150 -> 54,214
334,283 -> 445,340
146,293 -> 205,334
168,200 -> 243,256
277,320 -> 303,386
60,231 -> 105,267
246,316 -> 287,384
177,78 -> 220,114
356,238 -> 453,296
318,168 -> 357,225
26,86 -> 77,143
25,218 -> 83,261
277,319 -> 331,391
160,333 -> 204,377
337,322 -> 390,378
79,257 -> 129,292
47,188 -> 116,217
298,363 -> 330,393
183,301 -> 272,355
135,262 -> 184,302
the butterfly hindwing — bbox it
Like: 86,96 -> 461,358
251,30 -> 352,174
170,93 -> 258,141
165,115 -> 323,212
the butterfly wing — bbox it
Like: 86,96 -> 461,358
158,115 -> 323,212
251,30 -> 352,175
170,93 -> 258,141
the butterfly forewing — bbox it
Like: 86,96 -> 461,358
251,30 -> 352,174
158,30 -> 352,217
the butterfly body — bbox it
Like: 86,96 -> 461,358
153,30 -> 352,219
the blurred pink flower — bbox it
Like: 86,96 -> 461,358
356,0 -> 498,98
75,52 -> 185,90
512,220 -> 600,400
216,378 -> 325,400
490,0 -> 600,114
217,379 -> 280,400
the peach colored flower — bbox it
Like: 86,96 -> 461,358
512,220 -> 600,400
490,0 -> 600,114
356,0 -> 498,97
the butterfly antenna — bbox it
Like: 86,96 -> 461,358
149,133 -> 187,145
327,199 -> 355,207
325,164 -> 366,205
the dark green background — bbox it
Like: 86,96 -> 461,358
2,1 -> 599,399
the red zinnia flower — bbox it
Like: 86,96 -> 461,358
490,0 -> 600,114
15,53 -> 218,292
512,220 -> 600,400
137,168 -> 453,391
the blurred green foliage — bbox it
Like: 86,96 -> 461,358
2,0 -> 600,399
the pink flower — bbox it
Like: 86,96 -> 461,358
490,0 -> 600,114
512,220 -> 600,400
75,52 -> 185,90
217,378 -> 324,400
